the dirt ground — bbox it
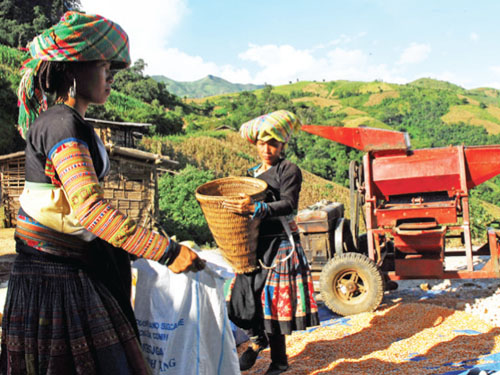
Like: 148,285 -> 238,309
0,228 -> 16,284
0,229 -> 15,254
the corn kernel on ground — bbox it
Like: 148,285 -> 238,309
239,302 -> 500,375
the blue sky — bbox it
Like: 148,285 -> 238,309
80,0 -> 500,89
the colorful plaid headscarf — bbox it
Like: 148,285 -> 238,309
17,11 -> 131,139
240,110 -> 302,144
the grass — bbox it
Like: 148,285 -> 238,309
343,115 -> 391,129
457,94 -> 480,106
364,91 -> 400,106
486,106 -> 500,122
299,82 -> 331,97
442,104 -> 500,134
339,106 -> 367,116
358,81 -> 395,94
481,200 -> 500,220
264,81 -> 323,96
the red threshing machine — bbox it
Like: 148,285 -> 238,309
297,125 -> 500,316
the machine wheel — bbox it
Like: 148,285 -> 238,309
334,218 -> 357,255
320,252 -> 384,316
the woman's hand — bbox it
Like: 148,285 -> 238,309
222,194 -> 255,215
168,245 -> 206,273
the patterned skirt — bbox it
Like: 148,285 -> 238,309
226,235 -> 319,336
0,250 -> 150,375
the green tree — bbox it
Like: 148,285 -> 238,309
287,131 -> 360,186
141,101 -> 184,135
0,0 -> 81,47
158,165 -> 215,245
112,59 -> 181,108
469,195 -> 495,240
32,6 -> 50,32
0,73 -> 25,154
0,45 -> 27,154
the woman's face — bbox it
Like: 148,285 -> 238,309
256,138 -> 284,167
73,61 -> 114,105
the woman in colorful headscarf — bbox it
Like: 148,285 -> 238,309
223,110 -> 319,375
1,11 -> 203,374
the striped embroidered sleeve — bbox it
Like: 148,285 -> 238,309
49,138 -> 169,261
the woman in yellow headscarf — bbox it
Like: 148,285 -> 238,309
223,110 -> 319,375
1,11 -> 203,374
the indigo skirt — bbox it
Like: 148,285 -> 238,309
0,248 -> 150,375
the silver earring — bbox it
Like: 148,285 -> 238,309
69,78 -> 76,98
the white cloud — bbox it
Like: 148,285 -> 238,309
315,32 -> 368,50
80,0 -> 254,83
423,71 -> 459,85
79,0 -> 252,83
416,70 -> 500,90
326,48 -> 368,68
397,43 -> 431,65
486,81 -> 500,90
237,44 -> 408,86
80,0 -> 188,63
144,48 -> 216,81
147,35 -> 410,86
490,66 -> 500,76
217,66 -> 253,84
140,47 -> 253,83
330,34 -> 354,46
75,1 -> 487,89
324,48 -> 407,84
470,32 -> 479,41
239,44 -> 315,69
75,2 -> 433,86
239,44 -> 317,84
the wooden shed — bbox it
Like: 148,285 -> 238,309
103,144 -> 178,230
0,120 -> 177,230
0,151 -> 24,228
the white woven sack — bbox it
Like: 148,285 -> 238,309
132,251 -> 240,375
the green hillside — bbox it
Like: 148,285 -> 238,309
2,40 -> 500,242
152,74 -> 264,98
185,78 -> 500,146
0,44 -> 26,153
408,77 -> 465,92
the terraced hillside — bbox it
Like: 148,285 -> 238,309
2,38 -> 500,241
187,78 -> 500,145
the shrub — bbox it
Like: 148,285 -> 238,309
158,165 -> 215,245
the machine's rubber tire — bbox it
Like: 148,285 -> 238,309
320,252 -> 384,316
333,218 -> 357,255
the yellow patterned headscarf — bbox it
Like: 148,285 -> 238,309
17,11 -> 131,139
239,110 -> 302,144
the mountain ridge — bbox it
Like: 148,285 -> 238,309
152,74 -> 264,98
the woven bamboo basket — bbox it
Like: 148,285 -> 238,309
195,177 -> 268,273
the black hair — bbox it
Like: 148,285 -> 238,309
36,60 -> 73,101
